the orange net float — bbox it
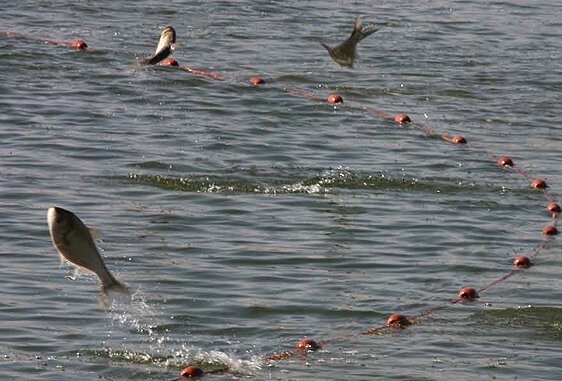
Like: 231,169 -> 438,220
457,287 -> 479,301
531,179 -> 547,190
172,365 -> 204,379
547,203 -> 561,216
542,225 -> 558,236
386,313 -> 411,328
513,256 -> 533,269
159,58 -> 180,67
250,76 -> 266,85
327,93 -> 344,105
70,39 -> 88,50
295,338 -> 321,352
394,114 -> 412,124
497,157 -> 514,167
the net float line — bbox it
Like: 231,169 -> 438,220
167,89 -> 560,378
281,89 -> 560,206
1,30 -> 90,50
291,90 -> 551,192
262,246 -> 551,365
183,66 -> 224,80
248,91 -> 559,365
170,243 -> 553,379
157,58 -> 224,80
284,87 -> 327,102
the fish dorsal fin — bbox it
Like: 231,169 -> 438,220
88,227 -> 102,240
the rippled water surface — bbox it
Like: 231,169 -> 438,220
1,1 -> 561,380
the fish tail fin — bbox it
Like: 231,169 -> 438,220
101,278 -> 130,295
99,277 -> 130,309
350,19 -> 379,43
100,269 -> 129,295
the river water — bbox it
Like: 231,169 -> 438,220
1,1 -> 561,380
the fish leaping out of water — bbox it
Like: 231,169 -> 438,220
47,207 -> 129,300
321,19 -> 379,68
141,26 -> 178,65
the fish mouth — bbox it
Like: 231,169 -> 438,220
47,206 -> 63,224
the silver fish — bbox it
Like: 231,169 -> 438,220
47,207 -> 129,296
141,26 -> 178,65
321,19 -> 379,68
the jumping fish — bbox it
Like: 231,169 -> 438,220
141,26 -> 178,65
47,207 -> 129,296
321,19 -> 379,68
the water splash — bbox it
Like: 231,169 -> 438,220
100,289 -> 263,376
106,288 -> 162,338
114,167 -> 479,195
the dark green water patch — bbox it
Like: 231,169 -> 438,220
114,169 -> 481,195
472,307 -> 562,341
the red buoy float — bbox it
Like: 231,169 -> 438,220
452,135 -> 467,144
386,313 -> 410,328
159,58 -> 179,66
250,76 -> 265,85
180,366 -> 204,378
542,225 -> 558,236
296,338 -> 321,352
531,179 -> 547,189
71,39 -> 88,50
547,203 -> 561,215
497,157 -> 514,167
327,93 -> 343,105
458,287 -> 479,301
394,114 -> 411,124
513,256 -> 533,269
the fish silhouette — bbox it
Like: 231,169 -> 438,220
321,19 -> 379,68
47,207 -> 129,298
141,26 -> 178,65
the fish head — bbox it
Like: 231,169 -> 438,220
47,206 -> 78,247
